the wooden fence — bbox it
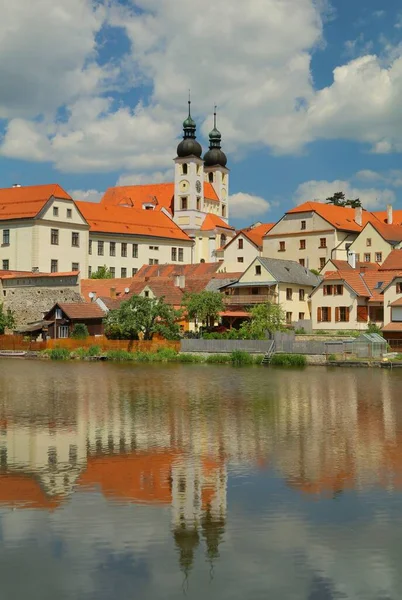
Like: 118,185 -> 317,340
0,335 -> 180,353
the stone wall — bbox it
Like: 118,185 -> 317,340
1,283 -> 83,327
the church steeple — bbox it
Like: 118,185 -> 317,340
177,93 -> 202,158
204,107 -> 227,167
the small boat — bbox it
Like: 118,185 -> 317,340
0,351 -> 27,357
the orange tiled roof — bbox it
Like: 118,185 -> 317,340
0,184 -> 71,221
201,213 -> 234,231
145,279 -> 184,305
382,322 -> 402,332
135,263 -> 222,279
372,209 -> 402,225
379,250 -> 402,271
81,278 -> 133,302
323,269 -> 395,300
287,201 -> 380,232
49,302 -> 105,319
328,260 -> 380,271
370,221 -> 402,243
243,223 -> 274,248
0,271 -> 78,280
76,201 -> 191,241
204,182 -> 220,202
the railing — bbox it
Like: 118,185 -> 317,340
223,295 -> 274,305
181,339 -> 273,353
386,339 -> 402,351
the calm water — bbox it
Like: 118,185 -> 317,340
1,361 -> 402,599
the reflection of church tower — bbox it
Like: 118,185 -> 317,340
201,504 -> 226,563
173,523 -> 200,579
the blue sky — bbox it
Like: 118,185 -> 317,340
1,0 -> 402,227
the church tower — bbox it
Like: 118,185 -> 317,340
203,108 -> 229,223
173,97 -> 205,228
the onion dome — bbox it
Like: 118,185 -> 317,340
177,97 -> 202,158
203,108 -> 227,167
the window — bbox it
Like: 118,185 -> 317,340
132,268 -> 138,276
317,307 -> 331,322
2,230 -> 10,245
88,266 -> 92,278
337,306 -> 350,322
208,172 -> 214,183
319,238 -> 327,248
366,238 -> 372,247
255,265 -> 261,275
300,239 -> 306,250
364,253 -> 371,262
299,312 -> 305,320
121,267 -> 127,278
149,246 -> 159,251
299,259 -> 305,267
98,241 -> 104,256
196,197 -> 201,211
334,284 -> 344,296
53,206 -> 59,217
237,257 -> 244,263
286,288 -> 293,300
67,208 -> 72,218
286,312 -> 292,324
110,242 -> 116,257
72,263 -> 79,272
71,232 -> 79,247
301,220 -> 306,230
58,326 -> 69,339
222,205 -> 226,218
319,257 -> 326,269
355,253 -> 360,263
181,197 -> 188,210
51,259 -> 58,273
279,241 -> 286,252
251,288 -> 259,295
299,289 -> 305,301
323,285 -> 333,295
171,247 -> 177,261
238,238 -> 243,249
182,163 -> 188,175
109,267 -> 115,278
55,308 -> 63,319
132,243 -> 138,258
51,229 -> 59,245
89,240 -> 92,255
121,243 -> 127,257
375,252 -> 382,262
144,290 -> 149,298
396,282 -> 402,294
149,259 -> 159,265
2,260 -> 9,270
221,234 -> 227,247
178,248 -> 184,262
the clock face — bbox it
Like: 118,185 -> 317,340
221,187 -> 227,200
196,180 -> 202,193
179,180 -> 189,192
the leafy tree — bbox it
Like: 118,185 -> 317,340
310,268 -> 320,276
326,192 -> 361,208
239,303 -> 286,339
0,303 -> 15,334
90,265 -> 113,279
104,295 -> 182,340
71,323 -> 89,339
183,291 -> 225,329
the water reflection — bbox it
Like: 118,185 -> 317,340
1,361 -> 402,598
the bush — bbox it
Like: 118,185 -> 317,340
270,353 -> 306,366
230,350 -> 254,366
176,353 -> 204,363
47,347 -> 71,361
156,347 -> 179,361
295,327 -> 306,334
205,354 -> 231,364
71,323 -> 89,339
106,350 -> 135,361
367,322 -> 383,336
327,353 -> 337,362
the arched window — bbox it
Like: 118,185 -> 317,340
182,163 -> 188,175
220,234 -> 227,247
208,172 -> 213,183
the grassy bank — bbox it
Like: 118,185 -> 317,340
270,353 -> 307,366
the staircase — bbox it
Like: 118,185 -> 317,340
261,341 -> 275,365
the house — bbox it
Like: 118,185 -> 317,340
43,302 -> 106,338
217,222 -> 274,272
263,202 -> 381,272
346,217 -> 402,265
321,258 -> 380,274
221,257 -> 321,326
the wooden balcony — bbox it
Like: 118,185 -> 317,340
223,294 -> 275,305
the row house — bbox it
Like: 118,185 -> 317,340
217,222 -> 274,272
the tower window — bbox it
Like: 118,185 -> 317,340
182,163 -> 188,175
220,234 -> 227,247
222,205 -> 226,218
196,197 -> 201,210
208,172 -> 214,183
181,197 -> 188,210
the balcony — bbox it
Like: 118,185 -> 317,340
223,294 -> 276,306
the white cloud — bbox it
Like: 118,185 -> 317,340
229,192 -> 271,219
355,170 -> 384,182
68,189 -> 103,203
116,170 -> 171,187
355,169 -> 402,187
293,179 -> 396,209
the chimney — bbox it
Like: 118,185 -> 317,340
355,206 -> 363,227
110,287 -> 116,299
387,204 -> 393,225
359,265 -> 368,274
347,251 -> 357,269
89,291 -> 97,302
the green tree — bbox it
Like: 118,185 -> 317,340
104,295 -> 182,340
240,302 -> 286,339
183,291 -> 224,329
71,323 -> 89,339
90,265 -> 113,279
0,303 -> 15,335
326,192 -> 361,208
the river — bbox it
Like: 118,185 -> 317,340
0,359 -> 402,599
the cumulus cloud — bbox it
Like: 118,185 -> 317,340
116,170 -> 172,187
355,169 -> 402,187
229,192 -> 271,219
293,179 -> 396,209
68,189 -> 103,203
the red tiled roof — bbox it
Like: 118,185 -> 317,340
379,250 -> 402,271
76,201 -> 191,241
56,302 -> 105,319
101,183 -> 175,214
204,182 -> 220,202
372,209 -> 402,225
97,296 -> 123,310
0,184 -> 71,221
323,269 -> 395,300
220,310 -> 250,317
81,278 -> 133,302
145,280 -> 184,305
328,260 -> 380,271
243,223 -> 274,248
201,213 -> 234,231
135,263 -> 222,279
370,221 -> 402,242
390,297 -> 402,307
323,270 -> 371,297
0,271 -> 77,280
382,322 -> 402,332
287,202 -> 380,232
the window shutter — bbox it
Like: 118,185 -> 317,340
328,307 -> 332,321
317,307 -> 322,322
346,307 -> 350,322
335,307 -> 340,322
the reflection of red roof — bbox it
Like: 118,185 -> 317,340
0,474 -> 63,510
287,202 -> 379,232
78,452 -> 179,504
201,213 -> 234,231
0,184 -> 71,221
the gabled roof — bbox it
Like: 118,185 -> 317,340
46,302 -> 105,320
379,249 -> 402,271
321,269 -> 396,300
144,279 -> 184,305
367,221 -> 402,243
286,201 -> 380,232
0,184 -> 71,221
75,201 -> 191,241
327,259 -> 380,272
257,257 -> 321,286
135,262 -> 222,279
81,278 -> 133,302
201,213 -> 234,231
223,223 -> 274,251
372,209 -> 402,225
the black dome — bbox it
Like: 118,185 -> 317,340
177,138 -> 202,158
203,148 -> 227,167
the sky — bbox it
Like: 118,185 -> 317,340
1,0 -> 402,228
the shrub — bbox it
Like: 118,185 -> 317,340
106,350 -> 135,361
71,323 -> 89,339
205,354 -> 231,364
156,347 -> 179,361
87,345 -> 101,357
367,322 -> 383,336
295,327 -> 306,334
270,353 -> 306,366
327,353 -> 337,362
230,350 -> 254,366
176,353 -> 204,363
47,347 -> 71,361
